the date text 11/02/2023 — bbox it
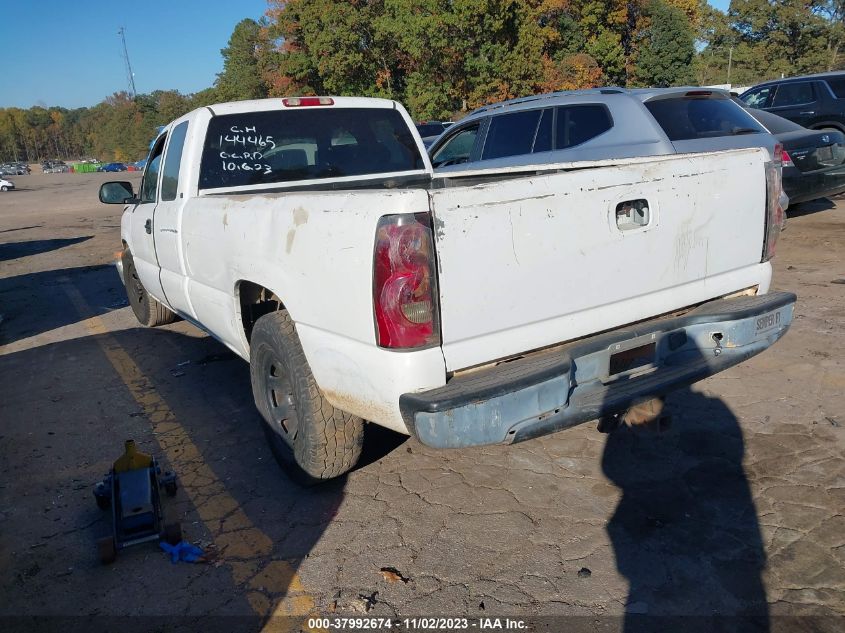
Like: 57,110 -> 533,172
305,617 -> 528,630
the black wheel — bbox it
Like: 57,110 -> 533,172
121,249 -> 177,327
164,481 -> 177,497
97,536 -> 116,564
250,310 -> 364,485
95,493 -> 111,510
1,186 -> 8,192
163,522 -> 182,545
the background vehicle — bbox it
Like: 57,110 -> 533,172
41,160 -> 69,173
739,73 -> 845,133
98,96 -> 793,484
0,178 -> 15,191
97,162 -> 128,172
739,102 -> 845,205
415,120 -> 448,147
429,88 -> 777,172
1,163 -> 29,175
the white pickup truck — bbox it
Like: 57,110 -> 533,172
99,96 -> 795,484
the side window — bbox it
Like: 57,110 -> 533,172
482,110 -> 542,160
141,135 -> 166,203
431,125 -> 479,168
771,82 -> 815,107
160,122 -> 189,202
825,78 -> 845,99
533,108 -> 553,153
740,86 -> 773,108
555,105 -> 612,149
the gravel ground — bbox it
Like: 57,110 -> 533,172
0,171 -> 843,632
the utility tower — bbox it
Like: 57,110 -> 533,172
118,26 -> 137,98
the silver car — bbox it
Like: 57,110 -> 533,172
429,87 -> 779,172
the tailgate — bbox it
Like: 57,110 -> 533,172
429,148 -> 770,371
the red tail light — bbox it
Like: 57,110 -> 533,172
781,149 -> 793,167
282,97 -> 334,107
373,213 -> 440,349
763,144 -> 784,262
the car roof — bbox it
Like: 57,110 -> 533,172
749,72 -> 845,88
462,87 -> 732,121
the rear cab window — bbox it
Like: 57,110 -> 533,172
645,95 -> 766,141
199,108 -> 424,190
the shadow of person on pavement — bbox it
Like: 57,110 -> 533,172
602,388 -> 768,633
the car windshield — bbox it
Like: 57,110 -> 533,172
200,108 -> 424,189
645,96 -> 766,141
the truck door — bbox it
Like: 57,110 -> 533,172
128,134 -> 167,305
152,120 -> 193,318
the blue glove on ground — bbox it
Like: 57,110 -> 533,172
159,540 -> 204,563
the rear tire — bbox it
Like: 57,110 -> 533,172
121,250 -> 177,327
250,310 -> 364,485
1,186 -> 8,192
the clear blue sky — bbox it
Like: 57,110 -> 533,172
0,0 -> 732,110
0,0 -> 269,109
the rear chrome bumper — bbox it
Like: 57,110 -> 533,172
400,292 -> 796,449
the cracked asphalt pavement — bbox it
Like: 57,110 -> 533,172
1,172 -> 843,632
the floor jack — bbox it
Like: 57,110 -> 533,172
93,440 -> 180,564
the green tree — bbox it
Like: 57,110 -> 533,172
215,18 -> 269,101
635,0 -> 695,86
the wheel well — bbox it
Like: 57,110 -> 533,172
238,281 -> 284,342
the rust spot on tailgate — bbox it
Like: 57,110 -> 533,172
285,207 -> 310,254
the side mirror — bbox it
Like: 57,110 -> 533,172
99,181 -> 136,204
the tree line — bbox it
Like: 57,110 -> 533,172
2,0 -> 844,163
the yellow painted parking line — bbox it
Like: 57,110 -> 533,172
62,282 -> 317,629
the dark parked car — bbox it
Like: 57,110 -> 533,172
739,102 -> 845,205
415,121 -> 448,148
1,163 -> 29,175
42,160 -> 69,173
97,162 -> 128,172
739,72 -> 845,134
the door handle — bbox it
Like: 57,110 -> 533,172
144,219 -> 152,234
